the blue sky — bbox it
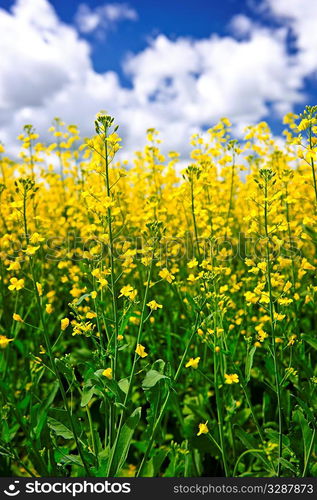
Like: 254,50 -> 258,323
64,0 -> 252,76
1,0 -> 257,76
0,0 -> 317,156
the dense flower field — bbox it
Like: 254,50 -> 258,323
0,108 -> 316,477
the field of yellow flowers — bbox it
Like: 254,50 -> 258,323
0,108 -> 316,478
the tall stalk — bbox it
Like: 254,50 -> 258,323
187,166 -> 201,260
225,142 -> 236,239
262,169 -> 283,476
103,125 -> 119,375
93,116 -> 120,448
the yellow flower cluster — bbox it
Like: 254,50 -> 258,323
1,108 -> 316,477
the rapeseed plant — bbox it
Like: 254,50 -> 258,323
0,108 -> 316,478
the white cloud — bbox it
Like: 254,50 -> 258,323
74,2 -> 137,35
0,1 -> 91,131
0,0 -> 317,160
263,0 -> 317,76
229,14 -> 253,37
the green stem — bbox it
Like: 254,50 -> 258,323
190,175 -> 201,260
225,154 -> 235,238
103,128 -> 119,448
264,177 -> 283,477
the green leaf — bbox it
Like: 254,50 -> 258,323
93,370 -> 126,403
108,407 -> 141,476
118,378 -> 129,394
142,369 -> 168,390
301,334 -> 317,350
232,408 -> 251,426
60,454 -> 83,467
293,409 -> 314,467
294,398 -> 315,423
75,293 -> 92,306
54,448 -> 83,467
81,387 -> 95,407
31,382 -> 59,440
142,360 -> 169,440
55,358 -> 77,386
141,448 -> 169,477
278,457 -> 298,475
245,345 -> 256,383
47,417 -> 73,439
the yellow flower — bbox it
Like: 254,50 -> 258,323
135,344 -> 148,358
86,311 -> 97,319
0,335 -> 14,349
91,290 -> 97,299
257,262 -> 267,272
102,368 -> 112,379
119,285 -> 138,300
36,282 -> 43,296
61,318 -> 70,331
91,268 -> 101,278
297,118 -> 310,131
301,258 -> 315,271
274,312 -> 285,321
117,334 -> 124,341
71,321 -> 94,336
8,277 -> 25,291
146,300 -> 163,310
224,373 -> 239,384
24,245 -> 40,256
244,291 -> 259,304
187,258 -> 198,268
257,329 -> 269,342
46,304 -> 53,314
260,292 -> 270,304
7,261 -> 20,271
287,334 -> 297,346
283,281 -> 292,293
30,232 -> 44,244
197,422 -> 209,436
185,357 -> 200,369
13,313 -> 23,323
159,268 -> 175,283
46,290 -> 55,302
278,297 -> 293,306
187,273 -> 198,282
98,277 -> 108,288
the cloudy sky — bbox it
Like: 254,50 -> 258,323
1,0 -> 317,156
